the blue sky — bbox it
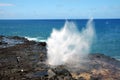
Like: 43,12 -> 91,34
0,0 -> 120,19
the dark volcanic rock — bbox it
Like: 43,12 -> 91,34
0,35 -> 120,80
0,36 -> 48,80
0,36 -> 26,48
38,42 -> 46,46
0,42 -> 2,45
70,54 -> 120,80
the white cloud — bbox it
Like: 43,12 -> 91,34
0,3 -> 15,6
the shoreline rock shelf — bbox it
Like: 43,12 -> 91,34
0,35 -> 120,80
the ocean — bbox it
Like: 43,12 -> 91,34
0,19 -> 120,59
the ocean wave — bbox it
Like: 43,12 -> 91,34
25,36 -> 46,42
114,56 -> 120,61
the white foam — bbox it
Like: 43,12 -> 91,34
114,56 -> 120,61
25,36 -> 46,42
47,19 -> 95,66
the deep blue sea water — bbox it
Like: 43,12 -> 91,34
0,19 -> 120,59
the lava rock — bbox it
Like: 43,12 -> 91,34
0,35 -> 120,80
48,69 -> 56,78
0,42 -> 2,45
38,42 -> 46,46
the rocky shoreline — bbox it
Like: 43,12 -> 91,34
0,35 -> 120,80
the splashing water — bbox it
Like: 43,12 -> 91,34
46,19 -> 95,66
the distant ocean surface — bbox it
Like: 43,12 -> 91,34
0,19 -> 120,59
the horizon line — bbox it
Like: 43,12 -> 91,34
0,18 -> 120,20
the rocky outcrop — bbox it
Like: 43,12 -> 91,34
70,53 -> 120,80
0,35 -> 120,80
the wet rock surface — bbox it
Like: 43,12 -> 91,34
0,35 -> 120,80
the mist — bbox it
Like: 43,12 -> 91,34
46,19 -> 95,66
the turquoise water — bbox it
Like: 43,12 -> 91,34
0,19 -> 120,58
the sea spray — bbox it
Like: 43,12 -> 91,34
46,19 -> 95,66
